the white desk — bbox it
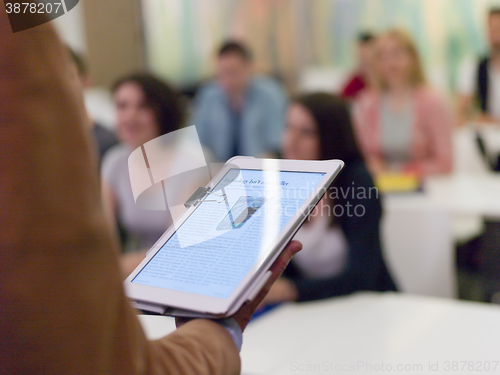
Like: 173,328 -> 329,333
139,293 -> 500,375
384,174 -> 500,239
412,126 -> 500,239
383,175 -> 500,218
380,174 -> 500,298
424,175 -> 500,218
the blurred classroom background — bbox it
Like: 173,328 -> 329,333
60,0 -> 496,93
57,0 -> 500,305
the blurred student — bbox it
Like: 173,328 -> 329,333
68,49 -> 117,165
457,8 -> 500,125
101,74 -> 184,274
354,29 -> 453,177
261,93 -> 396,304
192,41 -> 287,162
341,32 -> 376,100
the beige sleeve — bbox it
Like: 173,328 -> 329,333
0,6 -> 240,375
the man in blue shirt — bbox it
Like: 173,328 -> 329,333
192,41 -> 287,162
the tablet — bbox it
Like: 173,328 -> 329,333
124,157 -> 344,318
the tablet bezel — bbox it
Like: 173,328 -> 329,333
124,157 -> 344,315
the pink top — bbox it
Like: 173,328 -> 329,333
353,87 -> 454,176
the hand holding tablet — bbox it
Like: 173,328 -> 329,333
176,239 -> 302,331
124,157 -> 344,318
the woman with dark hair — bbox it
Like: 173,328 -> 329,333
111,73 -> 184,146
262,93 -> 396,304
101,73 -> 185,275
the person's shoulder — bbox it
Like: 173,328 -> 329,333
352,89 -> 379,117
338,160 -> 374,189
414,85 -> 449,108
195,80 -> 222,100
93,123 -> 117,147
415,85 -> 441,98
93,123 -> 114,138
335,160 -> 381,222
101,144 -> 129,178
355,88 -> 379,105
103,143 -> 128,160
251,75 -> 286,97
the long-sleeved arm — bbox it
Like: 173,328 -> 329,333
0,7 -> 240,375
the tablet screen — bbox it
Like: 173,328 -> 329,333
132,168 -> 326,298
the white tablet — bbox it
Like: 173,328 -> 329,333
124,157 -> 344,318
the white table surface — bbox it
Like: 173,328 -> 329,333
383,173 -> 500,244
385,126 -> 500,243
138,292 -> 500,375
383,174 -> 500,218
425,174 -> 500,218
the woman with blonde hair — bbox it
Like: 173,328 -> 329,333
354,29 -> 454,176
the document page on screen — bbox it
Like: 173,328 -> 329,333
132,168 -> 325,298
